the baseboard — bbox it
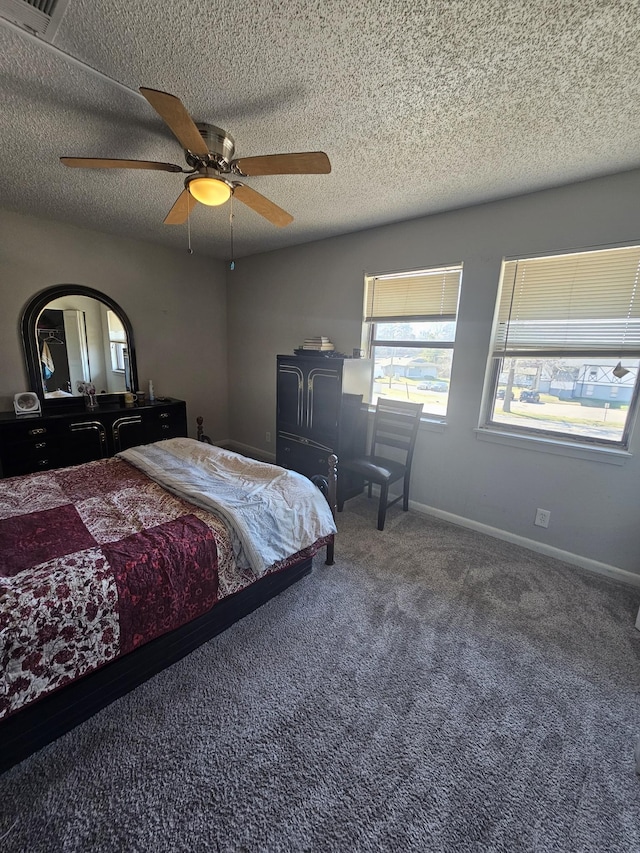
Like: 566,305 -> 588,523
408,498 -> 640,590
207,450 -> 640,588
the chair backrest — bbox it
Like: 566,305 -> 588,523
370,398 -> 423,466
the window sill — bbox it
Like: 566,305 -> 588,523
419,418 -> 447,433
474,427 -> 631,465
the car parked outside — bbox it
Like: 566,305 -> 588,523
519,390 -> 542,403
418,381 -> 449,392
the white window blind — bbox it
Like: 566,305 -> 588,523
365,266 -> 462,323
494,245 -> 640,357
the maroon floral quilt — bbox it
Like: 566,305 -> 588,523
0,457 -> 254,720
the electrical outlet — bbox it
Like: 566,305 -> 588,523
534,508 -> 551,528
265,431 -> 271,443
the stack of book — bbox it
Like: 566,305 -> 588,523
302,336 -> 335,351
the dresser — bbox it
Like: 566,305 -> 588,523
276,354 -> 371,502
0,398 -> 187,478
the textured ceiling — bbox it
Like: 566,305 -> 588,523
1,0 -> 639,259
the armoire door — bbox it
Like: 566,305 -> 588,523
307,366 -> 341,438
277,362 -> 304,431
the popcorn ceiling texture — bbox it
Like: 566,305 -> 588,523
0,0 -> 639,258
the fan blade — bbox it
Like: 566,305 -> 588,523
61,157 -> 184,172
164,189 -> 198,225
232,151 -> 331,176
140,87 -> 209,156
233,184 -> 293,227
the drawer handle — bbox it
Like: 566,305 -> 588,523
35,442 -> 46,449
28,427 -> 46,436
159,413 -> 169,419
36,459 -> 49,466
161,424 -> 170,430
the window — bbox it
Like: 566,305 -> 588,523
483,244 -> 640,448
107,310 -> 127,373
364,264 -> 463,418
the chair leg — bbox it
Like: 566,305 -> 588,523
377,482 -> 389,531
367,481 -> 373,499
403,472 -> 411,511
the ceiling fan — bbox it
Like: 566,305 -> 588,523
61,87 -> 331,228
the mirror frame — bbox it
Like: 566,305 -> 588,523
21,284 -> 138,410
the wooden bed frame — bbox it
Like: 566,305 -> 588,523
0,426 -> 338,774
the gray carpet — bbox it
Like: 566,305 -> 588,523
1,496 -> 639,852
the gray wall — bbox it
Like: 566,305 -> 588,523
3,172 -> 639,581
227,168 -> 640,580
0,209 -> 228,441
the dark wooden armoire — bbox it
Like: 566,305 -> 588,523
276,354 -> 372,503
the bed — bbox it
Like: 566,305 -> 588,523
0,433 -> 337,773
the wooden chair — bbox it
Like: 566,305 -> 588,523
337,398 -> 423,530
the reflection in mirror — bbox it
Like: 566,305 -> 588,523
37,297 -> 128,398
22,285 -> 138,408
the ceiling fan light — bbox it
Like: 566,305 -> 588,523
187,175 -> 232,206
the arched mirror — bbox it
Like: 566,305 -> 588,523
21,285 -> 138,409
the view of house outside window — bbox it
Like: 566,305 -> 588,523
364,265 -> 462,418
488,356 -> 640,444
369,321 -> 455,416
484,244 -> 640,448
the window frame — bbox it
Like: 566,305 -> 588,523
363,264 -> 463,420
481,243 -> 640,451
109,341 -> 127,373
107,309 -> 127,375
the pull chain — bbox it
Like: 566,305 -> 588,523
229,196 -> 235,270
187,198 -> 193,255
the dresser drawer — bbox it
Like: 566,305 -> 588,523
276,433 -> 334,478
0,399 -> 188,477
0,420 -> 50,442
0,438 -> 60,476
0,419 -> 58,476
145,403 -> 187,443
276,432 -> 363,503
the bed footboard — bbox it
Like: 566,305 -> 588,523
311,453 -> 337,565
196,415 -> 212,444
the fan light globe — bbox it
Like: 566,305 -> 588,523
187,175 -> 232,206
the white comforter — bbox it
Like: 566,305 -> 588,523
119,438 -> 336,575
